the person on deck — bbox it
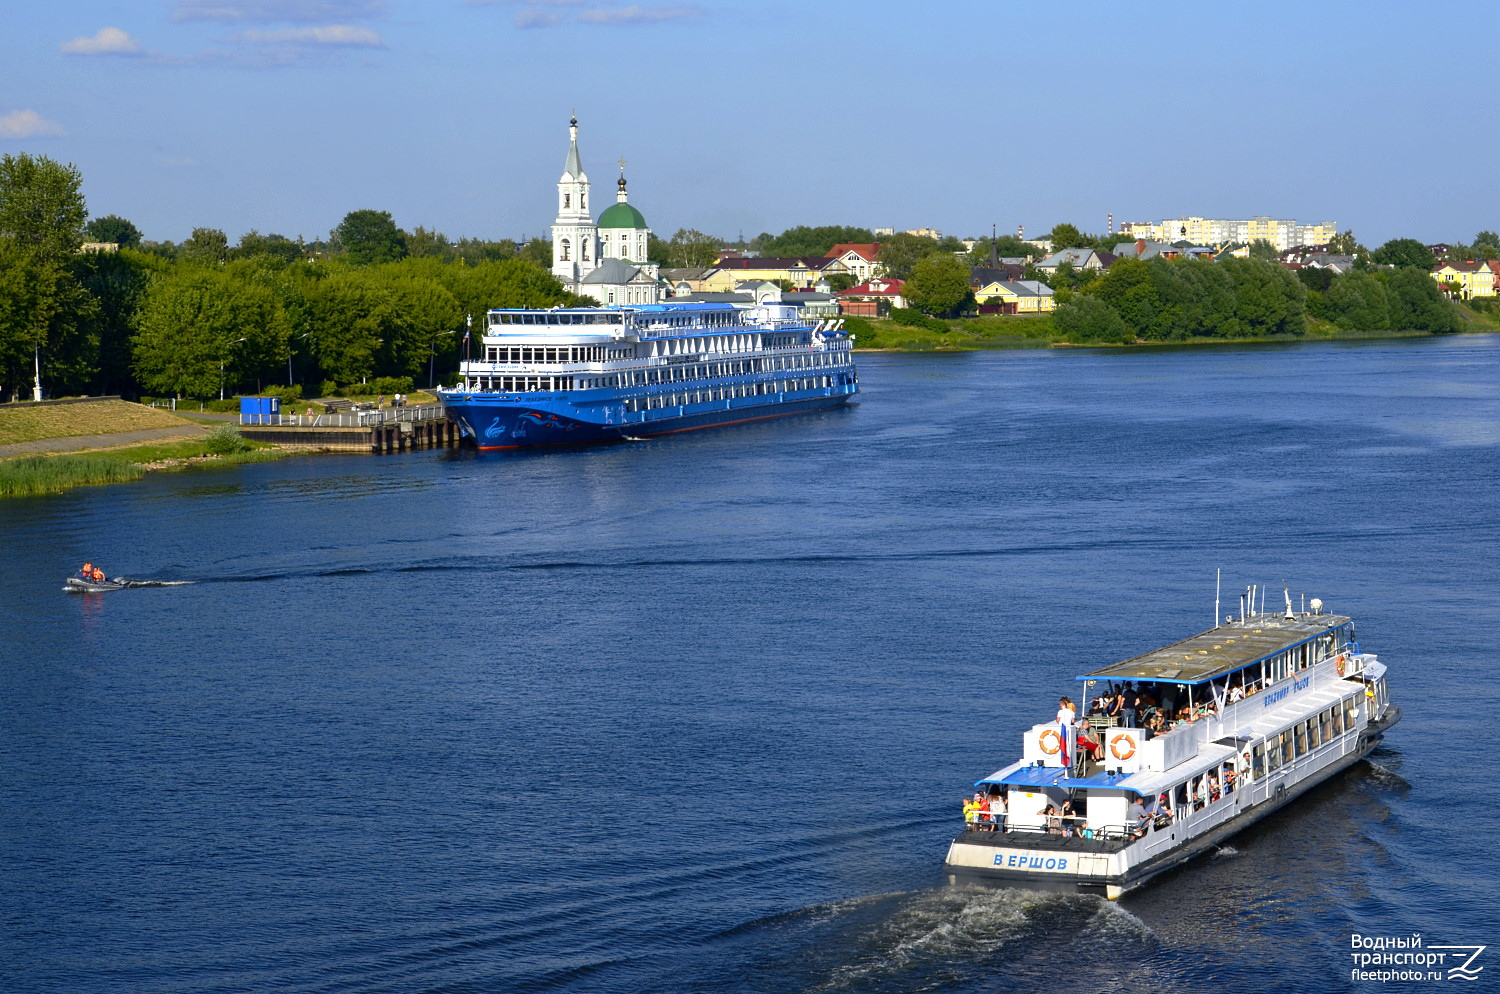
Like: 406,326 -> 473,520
78,562 -> 94,580
91,566 -> 106,582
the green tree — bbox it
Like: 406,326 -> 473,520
1221,258 -> 1306,336
1091,256 -> 1156,334
1248,239 -> 1279,261
1327,230 -> 1361,255
181,227 -> 229,266
1047,222 -> 1084,250
132,268 -> 289,397
824,272 -> 856,292
755,225 -> 874,258
966,234 -> 1035,266
1326,270 -> 1389,331
519,239 -> 552,267
1370,238 -> 1434,270
84,214 -> 143,248
0,153 -> 86,259
452,237 -> 517,265
405,226 -> 451,260
235,230 -> 303,263
73,247 -> 162,395
876,232 -> 943,280
665,228 -> 720,268
903,253 -> 973,317
333,209 -> 408,265
1386,266 -> 1460,332
1053,293 -> 1128,343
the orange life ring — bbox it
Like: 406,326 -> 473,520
1110,734 -> 1137,761
1038,729 -> 1062,755
1335,654 -> 1347,676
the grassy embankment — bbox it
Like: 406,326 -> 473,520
849,303 -> 1500,352
0,400 -> 285,497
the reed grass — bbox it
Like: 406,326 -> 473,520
0,437 -> 287,498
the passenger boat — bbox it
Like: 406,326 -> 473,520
436,302 -> 858,450
943,590 -> 1400,899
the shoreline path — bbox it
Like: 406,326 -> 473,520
0,425 -> 207,459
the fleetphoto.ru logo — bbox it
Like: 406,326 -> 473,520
1350,933 -> 1486,983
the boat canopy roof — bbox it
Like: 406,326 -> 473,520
1077,613 -> 1353,686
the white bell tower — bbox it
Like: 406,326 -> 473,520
551,114 -> 599,286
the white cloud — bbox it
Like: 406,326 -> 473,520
172,0 -> 385,22
577,4 -> 702,25
60,26 -> 144,56
234,25 -> 385,46
0,110 -> 67,138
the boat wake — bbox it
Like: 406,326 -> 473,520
798,886 -> 1154,992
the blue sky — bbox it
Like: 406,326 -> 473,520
5,1 -> 1496,247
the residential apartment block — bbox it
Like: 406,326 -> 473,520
1119,216 -> 1338,251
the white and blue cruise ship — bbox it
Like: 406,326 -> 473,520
437,302 -> 858,449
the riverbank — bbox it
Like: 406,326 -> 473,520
0,401 -> 297,498
0,436 -> 290,497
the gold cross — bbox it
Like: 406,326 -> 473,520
617,156 -> 627,174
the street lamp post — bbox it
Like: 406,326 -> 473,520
220,337 -> 248,401
429,329 -> 457,389
287,332 -> 311,387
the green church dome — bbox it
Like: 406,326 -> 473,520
599,202 -> 648,229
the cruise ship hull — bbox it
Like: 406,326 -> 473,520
445,391 -> 853,450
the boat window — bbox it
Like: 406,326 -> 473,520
1279,729 -> 1294,764
1252,742 -> 1266,778
1306,717 -> 1320,751
1331,704 -> 1344,735
1320,708 -> 1334,742
1294,722 -> 1308,757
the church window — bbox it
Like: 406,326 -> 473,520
564,193 -> 571,209
581,192 -> 586,211
560,239 -> 571,261
582,241 -> 590,261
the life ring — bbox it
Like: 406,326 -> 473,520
1038,729 -> 1062,755
1335,654 -> 1346,676
1110,734 -> 1137,761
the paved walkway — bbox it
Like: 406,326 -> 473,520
0,425 -> 206,458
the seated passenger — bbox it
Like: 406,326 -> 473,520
92,567 -> 106,582
1229,684 -> 1245,702
1208,774 -> 1221,803
1040,804 -> 1061,834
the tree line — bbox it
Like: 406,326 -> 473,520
0,155 -> 582,402
1052,256 -> 1460,343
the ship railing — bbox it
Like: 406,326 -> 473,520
965,817 -> 1138,843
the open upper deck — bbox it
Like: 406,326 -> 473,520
484,302 -> 825,342
1079,612 -> 1354,686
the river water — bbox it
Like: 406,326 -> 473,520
3,336 -> 1498,993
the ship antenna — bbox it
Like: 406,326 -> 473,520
1283,584 -> 1294,620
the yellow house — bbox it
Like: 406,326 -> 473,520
709,257 -> 828,289
1431,261 -> 1495,299
975,279 -> 1056,314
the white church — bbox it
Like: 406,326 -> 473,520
551,116 -> 663,306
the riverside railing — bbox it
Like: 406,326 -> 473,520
240,403 -> 449,428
